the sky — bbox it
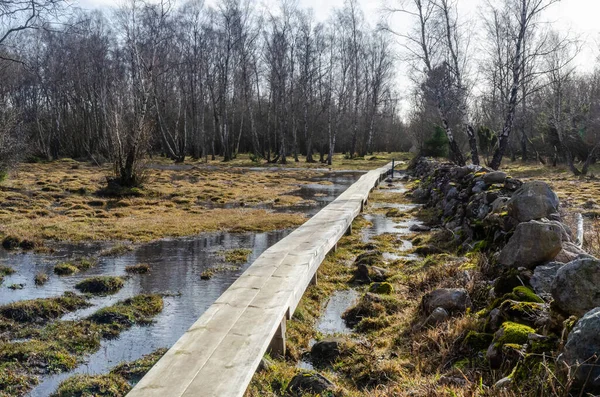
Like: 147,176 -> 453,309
77,0 -> 600,114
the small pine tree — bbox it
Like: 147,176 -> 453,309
477,126 -> 498,162
423,126 -> 449,158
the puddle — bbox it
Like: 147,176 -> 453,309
316,289 -> 359,336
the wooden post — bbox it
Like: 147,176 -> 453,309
268,317 -> 286,358
329,243 -> 337,254
310,272 -> 317,286
391,159 -> 395,178
346,224 -> 352,235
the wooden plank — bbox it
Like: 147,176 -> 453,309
127,163 -> 392,397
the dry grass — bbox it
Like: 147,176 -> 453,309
0,159 -> 331,243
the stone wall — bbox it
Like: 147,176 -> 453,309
409,157 -> 600,392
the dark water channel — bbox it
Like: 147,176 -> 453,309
0,170 -> 364,397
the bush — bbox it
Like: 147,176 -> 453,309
422,126 -> 449,158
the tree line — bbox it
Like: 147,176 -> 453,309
397,0 -> 600,174
0,0 -> 402,185
1,0 -> 599,186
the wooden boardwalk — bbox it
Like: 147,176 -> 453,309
127,163 -> 392,397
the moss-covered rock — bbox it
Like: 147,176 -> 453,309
462,331 -> 494,352
496,299 -> 547,328
354,250 -> 383,266
495,322 -> 535,347
487,321 -> 536,369
368,282 -> 393,294
511,286 -> 544,303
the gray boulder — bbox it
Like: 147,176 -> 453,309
286,371 -> 335,395
421,288 -> 471,315
311,338 -> 343,364
552,257 -> 600,316
554,242 -> 587,264
483,171 -> 507,184
506,181 -> 559,222
355,264 -> 388,283
559,307 -> 600,391
498,220 -> 563,268
409,224 -> 431,232
422,307 -> 449,328
531,262 -> 563,297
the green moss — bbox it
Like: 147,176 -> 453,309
0,340 -> 77,373
385,208 -> 402,218
495,322 -> 535,347
51,374 -> 130,397
562,316 -> 578,335
54,263 -> 79,276
110,348 -> 167,381
0,292 -> 89,323
463,331 -> 494,351
453,358 -> 470,370
75,258 -> 97,271
0,363 -> 39,396
343,293 -> 402,329
498,300 -> 545,322
368,282 -> 394,294
529,336 -> 558,354
37,320 -> 103,355
89,294 -> 163,332
511,286 -> 544,303
99,244 -> 134,257
472,240 -> 488,252
75,276 -> 125,295
508,353 -> 553,384
354,250 -> 382,266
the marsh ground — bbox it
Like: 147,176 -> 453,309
0,153 -> 409,245
0,152 -> 408,396
246,160 -> 600,397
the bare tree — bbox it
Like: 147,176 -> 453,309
385,0 -> 466,165
486,0 -> 560,170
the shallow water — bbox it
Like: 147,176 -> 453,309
298,176 -> 418,371
316,289 -> 359,336
0,170 -> 363,397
